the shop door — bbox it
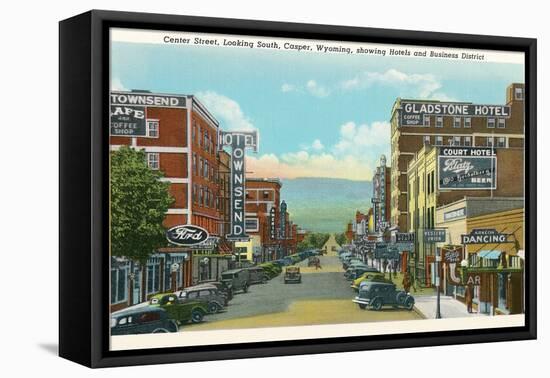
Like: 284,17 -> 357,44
132,269 -> 141,305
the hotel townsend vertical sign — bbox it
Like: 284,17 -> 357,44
218,130 -> 259,241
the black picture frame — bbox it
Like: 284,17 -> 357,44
59,9 -> 537,368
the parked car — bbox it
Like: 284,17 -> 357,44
221,268 -> 251,293
149,293 -> 209,324
345,266 -> 380,280
195,280 -> 234,301
352,281 -> 415,311
284,266 -> 302,284
111,307 -> 178,335
174,286 -> 226,313
350,271 -> 388,291
246,266 -> 269,284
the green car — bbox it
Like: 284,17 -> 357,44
149,293 -> 208,325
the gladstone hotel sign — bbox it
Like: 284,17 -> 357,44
400,101 -> 511,126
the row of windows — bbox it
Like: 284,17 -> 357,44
192,119 -> 216,156
245,190 -> 271,200
424,135 -> 506,148
423,116 -> 506,129
192,153 -> 216,182
193,184 -> 219,209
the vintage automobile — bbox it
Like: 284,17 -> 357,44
308,256 -> 320,267
221,268 -> 251,293
284,266 -> 302,284
345,266 -> 380,280
111,306 -> 178,335
149,293 -> 209,324
246,266 -> 269,284
196,280 -> 234,301
353,281 -> 415,311
350,272 -> 389,291
174,286 -> 227,313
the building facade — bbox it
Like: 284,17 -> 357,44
109,90 -> 228,311
390,83 -> 525,232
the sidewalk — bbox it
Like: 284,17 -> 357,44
413,295 -> 485,319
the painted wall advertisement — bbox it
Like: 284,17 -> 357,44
438,147 -> 497,190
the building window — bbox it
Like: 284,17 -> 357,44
199,186 -> 204,206
204,160 -> 209,179
193,184 -> 198,203
453,136 -> 461,146
263,191 -> 270,199
453,117 -> 461,128
423,115 -> 430,127
436,116 -> 443,128
146,262 -> 161,295
424,135 -> 430,145
192,120 -> 196,142
498,118 -> 506,128
487,118 -> 496,128
487,137 -> 494,147
497,137 -> 506,148
198,127 -> 202,147
515,87 -> 523,100
146,120 -> 159,137
464,136 -> 472,147
111,265 -> 129,304
193,154 -> 197,175
464,117 -> 471,128
147,153 -> 159,170
204,132 -> 209,152
435,136 -> 443,146
205,189 -> 209,208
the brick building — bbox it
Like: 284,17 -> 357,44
390,83 -> 525,232
109,90 -> 230,311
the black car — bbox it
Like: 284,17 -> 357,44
111,306 -> 178,335
197,279 -> 234,301
352,281 -> 415,311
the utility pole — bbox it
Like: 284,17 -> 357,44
435,247 -> 442,319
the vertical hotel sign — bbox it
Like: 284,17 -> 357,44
219,130 -> 259,241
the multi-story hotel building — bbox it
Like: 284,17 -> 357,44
109,90 -> 229,311
390,83 -> 525,232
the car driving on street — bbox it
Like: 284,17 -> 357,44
352,281 -> 415,311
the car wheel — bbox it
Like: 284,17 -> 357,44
207,302 -> 219,314
371,298 -> 382,311
243,284 -> 249,293
191,309 -> 204,323
396,291 -> 407,305
262,276 -> 268,284
359,303 -> 367,310
152,328 -> 169,333
405,297 -> 415,311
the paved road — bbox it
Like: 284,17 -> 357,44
182,255 -> 422,331
204,255 -> 351,321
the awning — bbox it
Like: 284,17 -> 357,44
478,250 -> 502,260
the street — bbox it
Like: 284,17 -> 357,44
181,254 -> 422,331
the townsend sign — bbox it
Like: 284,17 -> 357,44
218,130 -> 259,241
400,101 -> 511,126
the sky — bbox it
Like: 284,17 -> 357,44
110,35 -> 524,181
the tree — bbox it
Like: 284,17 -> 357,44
335,232 -> 348,246
296,232 -> 330,252
110,146 -> 174,263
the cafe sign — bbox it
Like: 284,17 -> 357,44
461,229 -> 511,245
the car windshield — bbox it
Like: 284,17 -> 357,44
222,273 -> 234,279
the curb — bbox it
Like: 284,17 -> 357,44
412,305 -> 427,319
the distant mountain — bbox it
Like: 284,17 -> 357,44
280,177 -> 372,233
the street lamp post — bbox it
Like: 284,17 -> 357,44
435,247 -> 442,319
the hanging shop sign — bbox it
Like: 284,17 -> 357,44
424,229 -> 446,243
461,229 -> 511,245
218,130 -> 259,241
396,232 -> 415,243
441,246 -> 463,264
166,225 -> 210,246
269,207 -> 276,239
438,147 -> 497,190
400,101 -> 511,126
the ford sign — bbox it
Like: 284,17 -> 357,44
166,225 -> 209,246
